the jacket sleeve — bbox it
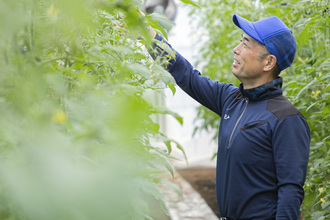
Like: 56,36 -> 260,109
150,34 -> 237,116
272,115 -> 310,219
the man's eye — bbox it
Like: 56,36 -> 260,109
240,39 -> 247,46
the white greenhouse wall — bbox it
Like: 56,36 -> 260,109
161,1 -> 217,168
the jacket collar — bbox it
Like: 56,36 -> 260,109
238,77 -> 283,101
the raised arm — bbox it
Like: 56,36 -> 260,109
149,33 -> 237,116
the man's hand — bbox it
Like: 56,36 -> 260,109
140,10 -> 157,39
149,26 -> 157,39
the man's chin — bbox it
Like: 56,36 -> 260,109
231,70 -> 242,82
232,69 -> 238,77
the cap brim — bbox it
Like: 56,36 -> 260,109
233,14 -> 263,44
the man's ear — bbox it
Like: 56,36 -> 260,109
263,55 -> 277,72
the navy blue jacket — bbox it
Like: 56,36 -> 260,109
152,34 -> 310,219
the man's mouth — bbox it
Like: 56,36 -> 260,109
233,58 -> 240,67
233,57 -> 240,64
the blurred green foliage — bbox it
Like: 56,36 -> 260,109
0,0 -> 189,219
191,0 -> 329,218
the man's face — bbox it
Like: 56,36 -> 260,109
232,33 -> 267,85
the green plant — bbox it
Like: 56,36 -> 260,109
0,0 -> 191,219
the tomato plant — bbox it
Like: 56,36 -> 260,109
0,0 -> 191,219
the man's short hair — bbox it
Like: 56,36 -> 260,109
256,41 -> 281,78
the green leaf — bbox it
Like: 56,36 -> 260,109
173,140 -> 188,164
321,201 -> 330,209
296,80 -> 316,97
164,140 -> 172,154
146,15 -> 169,39
105,45 -> 134,55
168,82 -> 176,96
320,61 -> 330,68
179,0 -> 201,8
152,106 -> 183,125
149,12 -> 174,33
146,122 -> 160,133
151,146 -> 178,160
153,154 -> 174,178
312,211 -> 326,220
117,84 -> 144,95
126,63 -> 151,78
153,64 -> 176,85
172,113 -> 183,125
132,53 -> 147,59
306,100 -> 324,112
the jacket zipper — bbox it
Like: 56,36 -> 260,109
228,98 -> 249,146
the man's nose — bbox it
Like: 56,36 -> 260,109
233,44 -> 240,54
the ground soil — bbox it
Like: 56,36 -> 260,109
177,168 -> 220,218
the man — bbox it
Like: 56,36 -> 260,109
148,14 -> 310,219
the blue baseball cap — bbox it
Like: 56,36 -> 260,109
233,14 -> 296,71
